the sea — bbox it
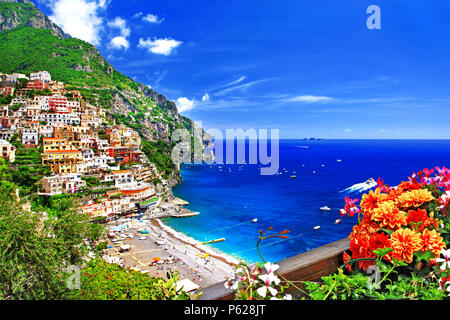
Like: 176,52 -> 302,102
162,139 -> 450,264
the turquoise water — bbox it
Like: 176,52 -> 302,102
163,140 -> 450,264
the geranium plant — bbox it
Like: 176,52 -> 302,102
225,227 -> 293,300
303,167 -> 450,300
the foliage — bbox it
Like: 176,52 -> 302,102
0,187 -> 104,300
226,228 -> 293,300
0,27 -> 131,89
69,259 -> 191,300
81,176 -> 101,188
302,167 -> 450,300
141,139 -> 176,175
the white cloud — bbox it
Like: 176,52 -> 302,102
287,95 -> 333,103
138,38 -> 182,55
142,14 -> 164,23
107,17 -> 130,37
176,97 -> 196,113
107,17 -> 130,50
201,93 -> 210,102
109,36 -> 129,50
48,0 -> 108,45
214,78 -> 273,96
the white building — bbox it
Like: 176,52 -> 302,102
30,71 -> 52,83
22,128 -> 39,145
77,153 -> 115,173
6,73 -> 28,83
40,173 -> 86,196
32,113 -> 80,126
102,170 -> 134,187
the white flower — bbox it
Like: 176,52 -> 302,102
270,293 -> 292,300
256,273 -> 281,298
263,262 -> 279,275
436,248 -> 450,271
224,279 -> 239,291
257,285 -> 277,298
259,273 -> 281,286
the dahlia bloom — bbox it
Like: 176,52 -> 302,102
420,229 -> 446,257
388,228 -> 422,264
372,201 -> 407,230
397,189 -> 434,208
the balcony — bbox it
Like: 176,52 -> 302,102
195,238 -> 349,300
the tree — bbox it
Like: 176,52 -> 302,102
0,187 -> 104,299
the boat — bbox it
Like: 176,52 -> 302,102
290,175 -> 297,179
313,226 -> 321,230
320,206 -> 331,211
138,236 -> 147,240
138,230 -> 149,234
337,159 -> 342,163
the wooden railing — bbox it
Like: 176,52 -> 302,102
195,237 -> 350,300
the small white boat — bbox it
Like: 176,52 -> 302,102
320,206 -> 331,211
290,175 -> 297,179
337,159 -> 342,163
313,226 -> 321,230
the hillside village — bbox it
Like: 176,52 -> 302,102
0,70 -> 188,221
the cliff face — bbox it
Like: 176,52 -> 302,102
0,0 -> 68,38
0,0 -> 213,178
0,1 -> 192,143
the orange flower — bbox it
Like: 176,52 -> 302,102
372,201 -> 407,230
406,208 -> 439,232
396,189 -> 434,209
388,228 -> 422,263
420,229 -> 446,257
360,188 -> 386,217
343,251 -> 352,272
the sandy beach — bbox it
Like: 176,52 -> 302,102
102,215 -> 239,289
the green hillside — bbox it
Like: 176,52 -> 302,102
0,26 -> 190,134
0,0 -> 67,37
0,27 -> 129,88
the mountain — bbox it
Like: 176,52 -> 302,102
0,0 -> 208,179
0,0 -> 68,38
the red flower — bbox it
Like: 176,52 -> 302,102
343,251 -> 352,272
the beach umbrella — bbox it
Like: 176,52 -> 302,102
152,257 -> 161,262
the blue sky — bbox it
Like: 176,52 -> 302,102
35,0 -> 450,139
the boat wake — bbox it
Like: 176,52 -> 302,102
340,178 -> 377,194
